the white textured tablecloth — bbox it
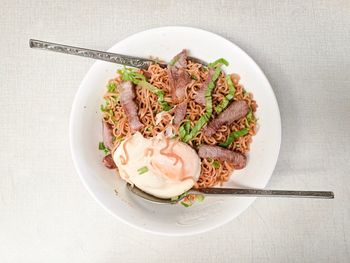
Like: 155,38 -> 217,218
1,0 -> 349,262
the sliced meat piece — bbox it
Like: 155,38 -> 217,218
167,50 -> 191,103
198,145 -> 246,169
171,49 -> 187,68
119,81 -> 144,132
194,68 -> 215,106
204,100 -> 249,137
173,101 -> 188,126
102,121 -> 114,150
102,154 -> 116,169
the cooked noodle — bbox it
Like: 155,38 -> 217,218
102,61 -> 257,188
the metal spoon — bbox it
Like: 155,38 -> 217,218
126,183 -> 334,204
29,39 -> 207,70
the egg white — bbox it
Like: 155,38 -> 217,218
113,132 -> 201,199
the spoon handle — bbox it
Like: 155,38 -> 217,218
194,188 -> 334,199
29,39 -> 154,69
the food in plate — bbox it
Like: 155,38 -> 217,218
99,50 -> 258,204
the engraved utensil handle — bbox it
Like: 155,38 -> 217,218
29,39 -> 153,69
194,188 -> 334,199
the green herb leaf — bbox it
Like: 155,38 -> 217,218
208,58 -> 229,68
184,120 -> 191,133
183,114 -> 209,142
182,66 -> 222,142
137,80 -> 171,111
179,124 -> 188,140
118,67 -> 171,111
179,120 -> 191,140
212,160 -> 221,169
118,66 -> 146,83
137,166 -> 149,175
219,128 -> 249,148
246,109 -> 254,124
215,75 -> 236,113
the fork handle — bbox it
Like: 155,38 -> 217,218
29,39 -> 153,69
193,188 -> 334,199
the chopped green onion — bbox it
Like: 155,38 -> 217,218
107,83 -> 116,92
196,194 -> 205,202
215,75 -> 236,113
137,166 -> 149,175
208,58 -> 229,68
219,128 -> 249,148
212,160 -> 221,169
98,142 -> 105,150
191,75 -> 198,80
170,196 -> 178,201
98,142 -> 110,155
181,202 -> 191,207
180,194 -> 205,207
171,191 -> 188,201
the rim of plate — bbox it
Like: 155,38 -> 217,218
69,26 -> 282,236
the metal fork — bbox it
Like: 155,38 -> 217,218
29,39 -> 207,69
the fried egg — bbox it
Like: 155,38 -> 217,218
113,132 -> 201,199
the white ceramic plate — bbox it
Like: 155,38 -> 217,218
70,26 -> 281,236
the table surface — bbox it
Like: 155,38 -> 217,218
1,0 -> 350,262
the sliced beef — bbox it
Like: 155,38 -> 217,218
194,68 -> 215,106
119,81 -> 143,132
173,101 -> 188,126
102,154 -> 116,169
204,100 -> 249,137
198,145 -> 247,169
102,121 -> 114,150
167,50 -> 191,103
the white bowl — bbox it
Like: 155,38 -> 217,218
69,26 -> 281,236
